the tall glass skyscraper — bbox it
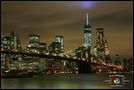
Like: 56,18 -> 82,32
84,14 -> 92,48
83,14 -> 92,60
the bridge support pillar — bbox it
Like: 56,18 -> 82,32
77,61 -> 92,74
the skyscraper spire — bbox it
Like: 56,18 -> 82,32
86,13 -> 88,25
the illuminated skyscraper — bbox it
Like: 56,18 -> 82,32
55,36 -> 64,52
95,28 -> 105,61
83,14 -> 92,60
26,34 -> 40,53
10,31 -> 21,50
84,13 -> 92,48
1,31 -> 21,50
96,28 -> 105,51
29,34 -> 40,47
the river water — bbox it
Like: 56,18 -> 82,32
1,74 -> 133,89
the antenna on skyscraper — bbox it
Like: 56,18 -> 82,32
86,13 -> 88,25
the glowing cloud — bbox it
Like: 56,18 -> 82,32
82,1 -> 93,9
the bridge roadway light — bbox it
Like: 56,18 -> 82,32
45,52 -> 49,55
103,63 -> 106,65
53,54 -> 57,56
15,49 -> 18,52
94,60 -> 96,63
59,54 -> 63,57
82,58 -> 85,61
1,48 -> 4,51
66,55 -> 70,58
73,57 -> 77,59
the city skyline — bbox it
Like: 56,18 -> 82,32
1,1 -> 133,59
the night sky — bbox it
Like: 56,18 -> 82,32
1,1 -> 133,59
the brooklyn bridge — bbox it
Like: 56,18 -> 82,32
1,49 -> 123,74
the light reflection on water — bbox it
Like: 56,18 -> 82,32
1,74 -> 133,89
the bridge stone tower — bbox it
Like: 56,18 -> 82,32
77,47 -> 92,74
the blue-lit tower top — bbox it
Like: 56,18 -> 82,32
84,13 -> 92,48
